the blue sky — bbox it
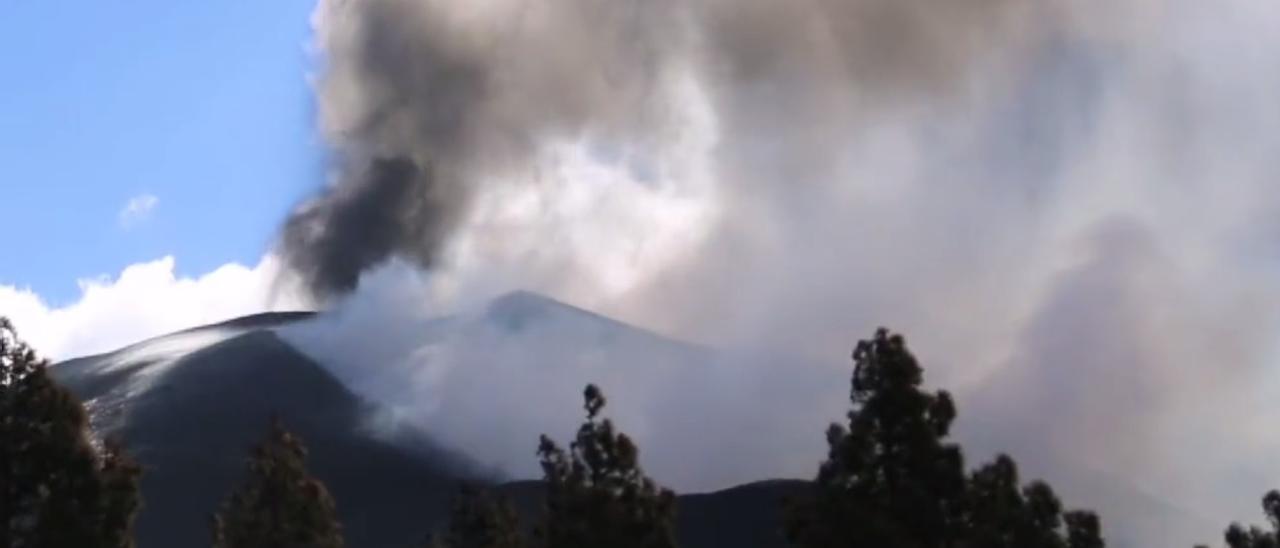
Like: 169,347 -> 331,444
0,0 -> 321,305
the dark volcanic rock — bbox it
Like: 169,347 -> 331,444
53,324 -> 476,548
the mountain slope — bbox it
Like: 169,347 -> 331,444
276,290 -> 847,493
53,319 -> 477,548
496,479 -> 805,548
50,300 -> 811,548
47,292 -> 1201,547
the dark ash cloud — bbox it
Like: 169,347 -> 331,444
282,0 -> 1034,301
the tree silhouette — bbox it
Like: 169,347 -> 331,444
0,317 -> 142,548
1064,510 -> 1104,548
1198,490 -> 1280,548
536,384 -> 677,548
429,486 -> 524,548
787,328 -> 1105,548
212,420 -> 343,548
787,328 -> 968,547
965,454 -> 1104,548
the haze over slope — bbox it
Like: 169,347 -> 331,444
276,288 -> 1219,546
55,295 -> 1215,546
276,288 -> 843,492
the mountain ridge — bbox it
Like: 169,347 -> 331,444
48,293 -> 805,547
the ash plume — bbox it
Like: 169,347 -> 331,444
283,158 -> 436,296
276,1 -> 1280,545
282,0 -> 1036,301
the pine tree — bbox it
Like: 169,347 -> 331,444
0,317 -> 142,548
964,454 -> 1104,548
787,328 -> 1105,548
966,455 -> 1054,548
429,486 -> 524,548
212,420 -> 343,548
786,328 -> 968,547
536,384 -> 677,548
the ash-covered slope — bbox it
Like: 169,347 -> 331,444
276,290 -> 847,493
50,296 -> 821,548
52,313 -> 480,548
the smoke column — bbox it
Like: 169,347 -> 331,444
280,1 -> 1280,546
283,0 -> 1044,300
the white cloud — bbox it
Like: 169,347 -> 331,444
0,255 -> 306,361
118,193 -> 159,228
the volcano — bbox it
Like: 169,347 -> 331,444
50,293 -> 806,548
49,290 -> 1209,547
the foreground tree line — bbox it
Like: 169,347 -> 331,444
2,318 -> 1278,547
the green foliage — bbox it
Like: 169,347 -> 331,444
430,486 -> 525,548
787,328 -> 1104,548
212,420 -> 344,548
536,384 -> 677,548
0,317 -> 142,548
